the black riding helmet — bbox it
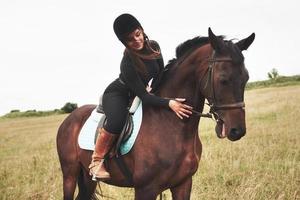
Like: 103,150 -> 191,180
113,13 -> 143,44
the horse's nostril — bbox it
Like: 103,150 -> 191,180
229,128 -> 245,141
231,128 -> 239,135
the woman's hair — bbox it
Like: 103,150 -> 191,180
124,32 -> 161,78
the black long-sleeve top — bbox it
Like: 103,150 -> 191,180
104,40 -> 169,108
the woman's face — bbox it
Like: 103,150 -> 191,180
125,28 -> 144,50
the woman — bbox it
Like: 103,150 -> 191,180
89,13 -> 193,180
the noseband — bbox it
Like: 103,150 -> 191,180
192,50 -> 245,120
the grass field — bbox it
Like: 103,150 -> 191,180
0,85 -> 299,200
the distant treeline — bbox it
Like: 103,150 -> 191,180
246,75 -> 300,90
1,102 -> 78,119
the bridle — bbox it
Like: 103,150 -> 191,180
192,50 -> 245,120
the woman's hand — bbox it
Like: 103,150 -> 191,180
168,98 -> 193,119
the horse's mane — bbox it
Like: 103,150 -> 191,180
165,35 -> 243,70
157,35 -> 243,88
158,37 -> 212,88
166,36 -> 212,68
176,36 -> 211,58
166,36 -> 226,70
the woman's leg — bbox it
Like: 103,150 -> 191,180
89,92 -> 129,180
102,92 -> 129,134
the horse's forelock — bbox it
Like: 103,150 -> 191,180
223,41 -> 244,64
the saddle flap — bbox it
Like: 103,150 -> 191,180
78,100 -> 142,156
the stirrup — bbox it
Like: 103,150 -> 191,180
90,160 -> 110,181
91,172 -> 110,181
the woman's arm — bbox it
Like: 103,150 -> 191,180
121,56 -> 169,107
121,50 -> 193,119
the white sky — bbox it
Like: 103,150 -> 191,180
0,0 -> 299,115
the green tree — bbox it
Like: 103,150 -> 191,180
10,109 -> 20,113
61,102 -> 78,113
268,68 -> 279,80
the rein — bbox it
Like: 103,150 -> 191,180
192,50 -> 245,120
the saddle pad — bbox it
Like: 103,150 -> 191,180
78,102 -> 143,155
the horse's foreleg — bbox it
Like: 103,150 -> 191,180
170,177 -> 192,200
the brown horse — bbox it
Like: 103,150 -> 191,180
56,28 -> 255,200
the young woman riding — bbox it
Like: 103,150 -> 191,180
89,13 -> 193,180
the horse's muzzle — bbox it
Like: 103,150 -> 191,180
227,127 -> 246,141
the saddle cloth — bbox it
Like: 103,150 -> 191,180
78,100 -> 143,155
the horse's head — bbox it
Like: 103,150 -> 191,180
202,28 -> 255,141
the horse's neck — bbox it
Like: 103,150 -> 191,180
155,47 -> 210,134
159,63 -> 197,101
158,48 -> 209,112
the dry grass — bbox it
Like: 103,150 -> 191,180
193,85 -> 300,200
0,85 -> 299,200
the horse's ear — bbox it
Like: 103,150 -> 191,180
208,27 -> 225,53
236,33 -> 255,51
